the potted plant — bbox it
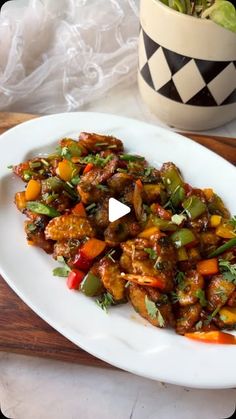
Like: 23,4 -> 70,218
138,0 -> 236,130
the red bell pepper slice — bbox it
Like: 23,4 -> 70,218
72,251 -> 92,272
67,269 -> 85,290
152,203 -> 172,221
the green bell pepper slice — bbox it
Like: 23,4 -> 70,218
151,216 -> 178,231
161,164 -> 185,207
182,195 -> 206,220
171,228 -> 196,248
80,272 -> 104,296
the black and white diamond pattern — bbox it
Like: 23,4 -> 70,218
139,28 -> 236,106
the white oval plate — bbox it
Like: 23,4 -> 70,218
0,112 -> 235,389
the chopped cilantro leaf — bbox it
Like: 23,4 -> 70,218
145,295 -> 158,319
195,289 -> 207,307
145,295 -> 165,326
205,306 -> 221,325
61,146 -> 71,159
171,292 -> 179,304
175,271 -> 186,290
96,293 -> 114,313
219,259 -> 236,284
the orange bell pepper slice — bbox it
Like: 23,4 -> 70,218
135,179 -> 143,190
72,202 -> 86,217
25,179 -> 41,201
185,331 -> 236,345
121,273 -> 166,290
196,258 -> 219,276
80,238 -> 106,260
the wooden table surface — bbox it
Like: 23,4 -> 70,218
0,111 -> 235,366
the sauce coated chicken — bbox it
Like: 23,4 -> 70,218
13,132 -> 236,343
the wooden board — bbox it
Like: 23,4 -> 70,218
0,111 -> 235,366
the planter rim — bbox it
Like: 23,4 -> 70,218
149,0 -> 234,32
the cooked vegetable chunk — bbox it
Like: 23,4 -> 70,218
45,215 -> 95,240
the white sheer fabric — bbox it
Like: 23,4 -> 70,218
0,0 -> 139,113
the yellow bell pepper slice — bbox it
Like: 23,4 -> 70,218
219,307 -> 236,325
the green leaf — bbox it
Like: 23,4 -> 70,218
195,289 -> 207,307
144,247 -> 157,260
53,267 -> 71,277
145,295 -> 158,319
145,296 -> 165,326
203,0 -> 236,33
171,292 -> 179,304
61,146 -> 71,159
219,259 -> 236,284
175,271 -> 186,290
96,293 -> 114,313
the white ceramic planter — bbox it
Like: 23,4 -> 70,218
138,0 -> 236,130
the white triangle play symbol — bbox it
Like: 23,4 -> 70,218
108,197 -> 131,222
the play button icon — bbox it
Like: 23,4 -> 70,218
108,198 -> 131,222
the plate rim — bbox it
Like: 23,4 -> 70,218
0,111 -> 236,389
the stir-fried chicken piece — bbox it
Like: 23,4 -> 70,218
176,270 -> 204,306
79,132 -> 123,153
98,258 -> 126,301
176,303 -> 202,335
206,275 -> 235,311
104,215 -> 141,246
